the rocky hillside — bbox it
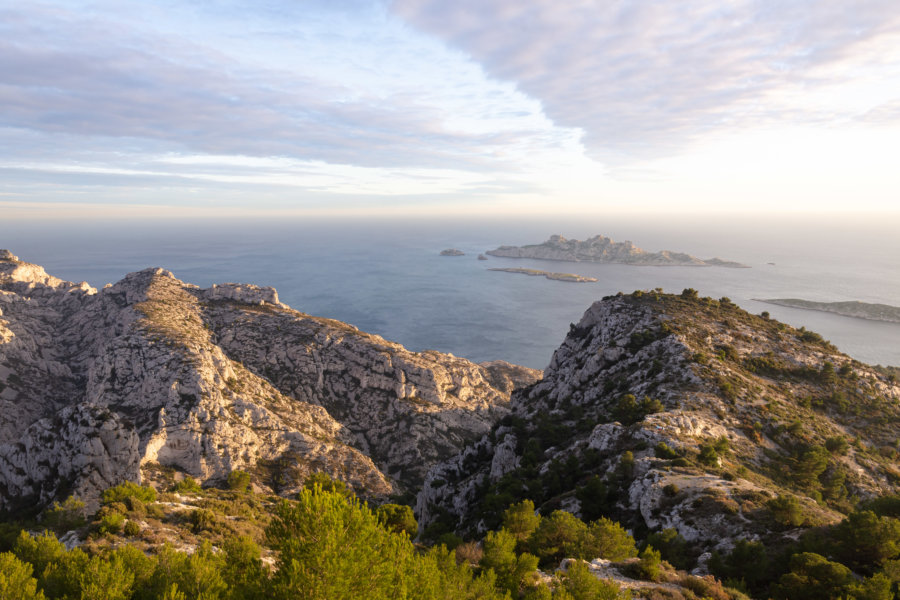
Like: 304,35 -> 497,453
0,250 -> 538,514
417,289 -> 900,562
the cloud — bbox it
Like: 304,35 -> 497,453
392,0 -> 900,160
0,1 -> 578,173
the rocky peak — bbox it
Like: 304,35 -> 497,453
417,291 -> 900,557
0,251 -> 538,513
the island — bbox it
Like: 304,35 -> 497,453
489,267 -> 598,283
755,298 -> 900,324
486,234 -> 748,267
439,248 -> 465,256
477,254 -> 488,261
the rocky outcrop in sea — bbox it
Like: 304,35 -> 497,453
486,234 -> 748,267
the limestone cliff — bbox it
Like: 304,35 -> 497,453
0,251 -> 538,512
417,290 -> 900,560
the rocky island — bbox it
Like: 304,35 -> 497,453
486,234 -> 748,267
756,298 -> 900,323
489,267 -> 598,283
440,248 -> 465,256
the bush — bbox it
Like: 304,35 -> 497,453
375,504 -> 418,536
43,497 -> 86,532
98,512 -> 125,535
646,528 -> 693,571
502,499 -> 541,545
529,511 -> 588,567
0,552 -> 46,600
612,394 -> 664,425
698,444 -> 720,466
125,496 -> 146,516
829,510 -> 900,574
190,509 -> 218,533
481,528 -> 539,596
575,476 -> 609,522
563,560 -> 620,600
174,477 -> 203,494
768,495 -> 804,527
772,552 -> 854,600
101,481 -> 157,505
583,517 -> 638,562
631,546 -> 662,581
663,484 -> 680,497
708,539 -> 771,594
303,472 -> 352,497
654,442 -> 680,460
123,521 -> 141,537
266,485 -> 506,599
825,436 -> 849,456
226,470 -> 251,492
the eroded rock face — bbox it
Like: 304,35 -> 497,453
0,251 -> 538,511
417,292 -> 900,554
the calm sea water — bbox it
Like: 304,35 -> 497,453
2,214 -> 898,370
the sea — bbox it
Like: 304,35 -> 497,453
2,213 -> 898,370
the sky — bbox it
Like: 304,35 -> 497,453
2,0 -> 899,218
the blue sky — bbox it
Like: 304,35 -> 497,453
2,0 -> 899,218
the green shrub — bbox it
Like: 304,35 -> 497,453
634,546 -> 662,581
654,442 -> 680,459
663,483 -> 680,497
303,472 -> 352,497
43,497 -> 86,532
575,476 -> 610,522
698,444 -> 719,466
266,485 -> 506,599
375,504 -> 418,536
563,560 -> 620,600
226,470 -> 251,492
98,512 -> 125,535
174,477 -> 203,494
768,495 -> 804,527
825,436 -> 849,456
0,552 -> 46,600
125,496 -> 146,516
481,528 -> 539,596
190,509 -> 218,533
502,500 -> 541,545
646,528 -> 693,571
772,552 -> 854,600
123,521 -> 141,537
101,481 -> 157,505
829,510 -> 900,574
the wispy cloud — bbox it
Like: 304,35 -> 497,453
392,0 -> 900,161
0,0 -> 587,205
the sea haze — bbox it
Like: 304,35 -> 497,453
3,213 -> 899,370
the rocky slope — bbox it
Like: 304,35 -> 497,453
487,234 -> 748,267
0,250 -> 538,513
417,289 -> 900,562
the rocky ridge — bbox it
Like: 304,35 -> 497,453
486,234 -> 748,267
0,251 -> 538,513
416,290 -> 900,561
